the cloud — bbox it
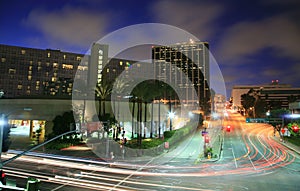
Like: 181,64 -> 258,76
152,0 -> 223,41
23,5 -> 109,50
217,14 -> 300,64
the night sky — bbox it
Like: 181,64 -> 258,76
1,0 -> 300,98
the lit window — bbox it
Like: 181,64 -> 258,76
36,86 -> 39,91
29,66 -> 32,70
29,61 -> 33,65
78,66 -> 88,71
36,81 -> 40,85
47,52 -> 51,58
107,68 -> 109,72
1,58 -> 6,62
28,71 -> 32,75
38,66 -> 42,71
52,77 -> 57,82
17,85 -> 22,90
63,55 -> 66,59
62,64 -> 73,69
76,56 -> 82,61
45,72 -> 49,77
26,90 -> 30,95
137,63 -> 141,67
9,69 -> 16,74
53,63 -> 58,68
28,76 -> 32,80
46,62 -> 50,67
21,50 -> 26,55
119,61 -> 123,66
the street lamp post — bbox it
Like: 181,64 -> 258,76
168,111 -> 175,131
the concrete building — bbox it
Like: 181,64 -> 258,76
231,80 -> 300,111
152,41 -> 210,112
0,43 -> 138,140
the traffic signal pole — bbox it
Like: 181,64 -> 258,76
2,130 -> 77,166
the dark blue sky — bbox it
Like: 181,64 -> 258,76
1,0 -> 300,98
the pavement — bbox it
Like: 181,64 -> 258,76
271,134 -> 300,155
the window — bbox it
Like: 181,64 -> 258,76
119,61 -> 123,66
63,55 -> 66,59
52,77 -> 57,82
62,64 -> 73,69
107,68 -> 109,73
21,50 -> 26,55
28,75 -> 32,80
47,52 -> 51,58
53,63 -> 58,68
1,58 -> 6,62
76,56 -> 82,61
17,85 -> 22,90
9,69 -> 16,74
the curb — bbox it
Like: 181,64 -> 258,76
271,136 -> 300,155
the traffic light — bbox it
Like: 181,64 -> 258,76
292,125 -> 299,133
204,135 -> 210,143
0,170 -> 6,185
1,116 -> 11,152
226,125 -> 231,132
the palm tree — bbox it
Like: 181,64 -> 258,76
111,78 -> 127,122
95,82 -> 112,117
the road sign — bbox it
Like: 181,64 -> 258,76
201,131 -> 208,136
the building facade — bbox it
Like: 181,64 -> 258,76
152,41 -> 210,112
232,81 -> 300,110
0,44 -> 85,98
0,44 -> 138,99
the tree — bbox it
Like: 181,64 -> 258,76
111,78 -> 127,123
1,116 -> 11,152
95,82 -> 112,117
241,93 -> 255,117
52,111 -> 75,137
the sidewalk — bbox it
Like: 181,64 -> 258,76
271,135 -> 300,155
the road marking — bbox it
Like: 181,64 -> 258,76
230,146 -> 238,168
243,146 -> 257,170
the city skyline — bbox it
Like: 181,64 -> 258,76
1,0 -> 300,98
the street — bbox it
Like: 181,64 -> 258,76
2,110 -> 300,190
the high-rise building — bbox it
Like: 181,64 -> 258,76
0,44 -> 84,98
0,44 -> 136,99
152,41 -> 210,112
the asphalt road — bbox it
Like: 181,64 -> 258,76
2,110 -> 300,190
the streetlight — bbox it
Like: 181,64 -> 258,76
168,111 -> 175,131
